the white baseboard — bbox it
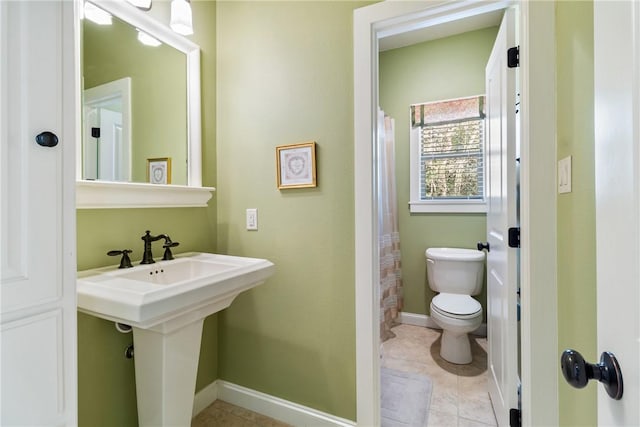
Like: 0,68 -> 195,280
192,380 -> 355,427
399,311 -> 437,328
399,311 -> 487,337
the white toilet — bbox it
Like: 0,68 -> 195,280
426,247 -> 485,364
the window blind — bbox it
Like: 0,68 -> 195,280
412,96 -> 485,201
420,119 -> 484,200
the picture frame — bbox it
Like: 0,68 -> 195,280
147,157 -> 171,185
276,141 -> 317,189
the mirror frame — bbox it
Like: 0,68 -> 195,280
77,0 -> 214,209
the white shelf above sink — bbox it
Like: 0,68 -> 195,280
76,180 -> 216,209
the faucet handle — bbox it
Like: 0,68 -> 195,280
108,249 -> 133,269
162,241 -> 179,261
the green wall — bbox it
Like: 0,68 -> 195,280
379,27 -> 497,318
215,1 -> 371,420
76,2 -> 600,425
77,2 -> 217,426
556,1 -> 597,425
83,14 -> 187,184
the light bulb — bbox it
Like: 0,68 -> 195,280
170,0 -> 193,36
84,2 -> 112,26
137,29 -> 161,47
126,0 -> 152,10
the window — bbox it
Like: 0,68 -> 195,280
409,96 -> 486,213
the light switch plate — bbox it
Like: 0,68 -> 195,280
246,208 -> 258,230
558,156 -> 572,194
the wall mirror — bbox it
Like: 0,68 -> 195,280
77,0 -> 213,208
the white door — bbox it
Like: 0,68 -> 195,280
484,8 -> 518,427
0,1 -> 77,425
592,1 -> 640,424
90,107 -> 124,181
82,77 -> 132,182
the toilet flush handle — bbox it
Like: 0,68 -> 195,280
477,241 -> 490,252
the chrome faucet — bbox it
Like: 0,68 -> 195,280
140,230 -> 179,264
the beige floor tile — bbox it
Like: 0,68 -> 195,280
383,355 -> 429,373
427,409 -> 459,427
430,384 -> 458,416
383,324 -> 498,427
458,396 -> 498,426
192,400 -> 291,427
458,373 -> 489,400
459,416 -> 498,427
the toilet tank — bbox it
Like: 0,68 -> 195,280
426,247 -> 485,295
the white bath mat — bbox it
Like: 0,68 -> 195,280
380,367 -> 432,427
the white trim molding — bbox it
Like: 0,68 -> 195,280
408,200 -> 487,214
354,1 -> 558,426
193,381 -> 356,427
518,2 -> 558,426
76,180 -> 215,209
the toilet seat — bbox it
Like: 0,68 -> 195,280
432,293 -> 481,319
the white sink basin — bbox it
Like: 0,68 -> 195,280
77,252 -> 275,427
77,252 -> 275,332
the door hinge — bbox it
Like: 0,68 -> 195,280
510,408 -> 522,427
91,127 -> 101,138
508,46 -> 519,68
508,227 -> 520,248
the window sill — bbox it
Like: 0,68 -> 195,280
409,200 -> 487,214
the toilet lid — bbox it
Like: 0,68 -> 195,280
432,293 -> 481,316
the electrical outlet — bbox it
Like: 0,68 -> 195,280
246,208 -> 258,230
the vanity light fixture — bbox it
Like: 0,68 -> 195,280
137,29 -> 162,47
83,1 -> 112,25
126,0 -> 152,11
170,0 -> 193,36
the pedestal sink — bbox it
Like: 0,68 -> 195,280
77,252 -> 275,427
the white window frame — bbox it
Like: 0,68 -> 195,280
409,100 -> 487,214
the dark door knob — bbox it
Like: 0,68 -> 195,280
561,349 -> 623,400
35,131 -> 59,147
477,241 -> 490,252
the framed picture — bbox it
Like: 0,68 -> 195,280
276,141 -> 317,189
147,157 -> 171,185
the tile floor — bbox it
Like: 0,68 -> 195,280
192,399 -> 291,427
382,324 -> 497,427
193,323 -> 496,427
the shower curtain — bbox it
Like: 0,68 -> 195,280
378,110 -> 403,341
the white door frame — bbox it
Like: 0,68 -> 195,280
354,1 -> 558,426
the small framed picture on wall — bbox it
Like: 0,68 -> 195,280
147,157 -> 171,185
276,141 -> 317,189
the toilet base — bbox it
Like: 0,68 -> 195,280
440,330 -> 472,364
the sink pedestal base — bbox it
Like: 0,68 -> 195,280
133,319 -> 204,427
